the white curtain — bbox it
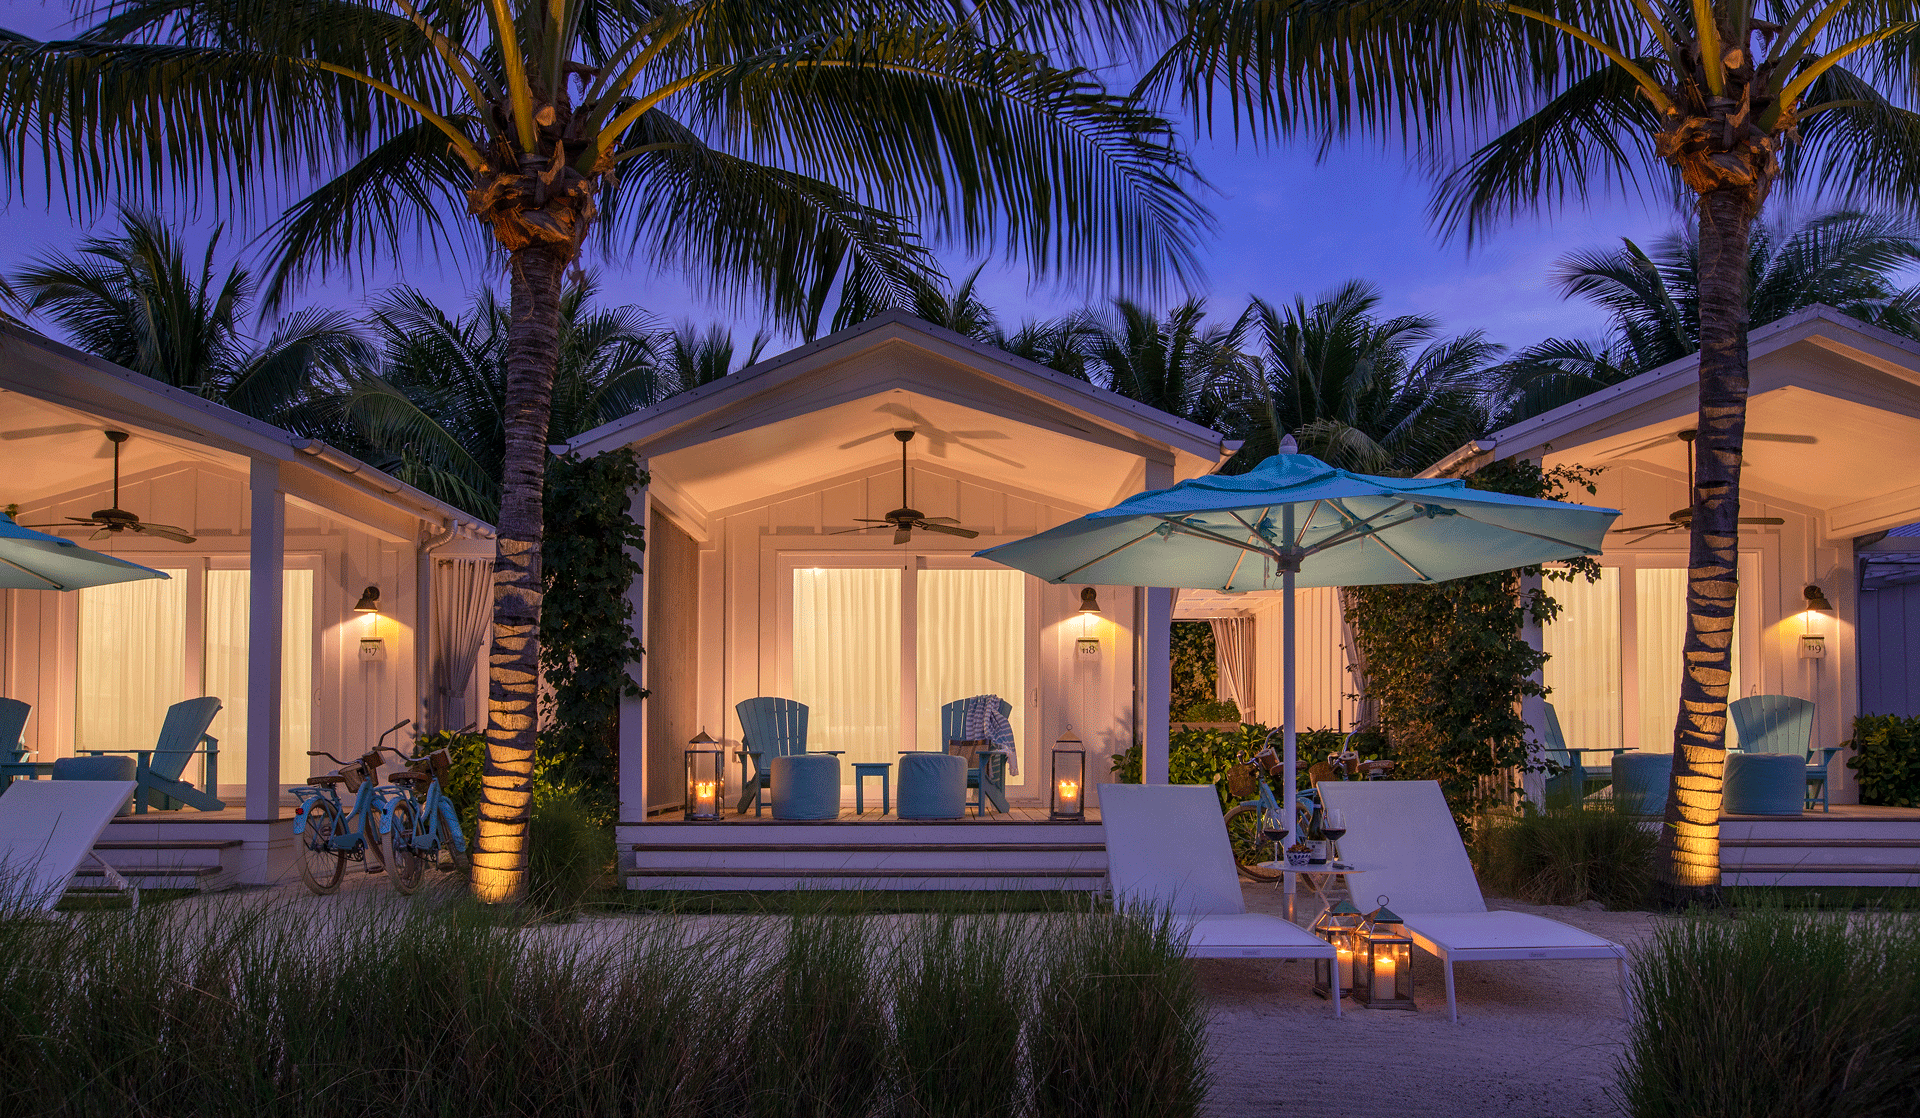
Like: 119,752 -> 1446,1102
1635,568 -> 1741,754
1209,617 -> 1255,719
203,569 -> 316,786
431,558 -> 493,731
792,568 -> 900,777
1542,569 -> 1622,754
75,570 -> 188,753
917,569 -> 1025,782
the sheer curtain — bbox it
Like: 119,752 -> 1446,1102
431,558 -> 493,731
1209,617 -> 1254,719
1636,568 -> 1740,754
792,568 -> 900,776
75,570 -> 188,752
917,569 -> 1025,781
1542,569 -> 1622,754
203,569 -> 316,786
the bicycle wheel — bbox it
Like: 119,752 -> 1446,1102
386,797 -> 426,895
438,804 -> 470,875
1222,804 -> 1281,882
297,799 -> 347,895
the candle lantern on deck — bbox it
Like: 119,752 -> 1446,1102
684,730 -> 725,821
1310,900 -> 1366,1001
1050,732 -> 1086,821
1355,897 -> 1417,1010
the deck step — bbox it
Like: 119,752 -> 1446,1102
633,842 -> 1105,854
1726,863 -> 1920,875
631,866 -> 1107,879
74,864 -> 223,879
93,839 -> 243,851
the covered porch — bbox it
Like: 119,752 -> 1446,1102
0,325 -> 495,886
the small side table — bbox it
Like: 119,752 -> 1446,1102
853,762 -> 892,816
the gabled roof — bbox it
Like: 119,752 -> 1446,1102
0,323 -> 493,538
565,310 -> 1232,465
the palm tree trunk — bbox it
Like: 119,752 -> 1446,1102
1653,186 -> 1757,907
472,242 -> 569,903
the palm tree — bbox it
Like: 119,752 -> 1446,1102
651,320 -> 770,400
3,0 -> 1206,899
1231,281 -> 1499,474
1494,210 -> 1920,424
1156,0 -> 1920,904
1085,298 -> 1245,425
11,209 -> 368,429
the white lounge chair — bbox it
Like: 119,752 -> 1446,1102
1316,780 -> 1630,1023
1100,783 -> 1342,1015
0,779 -> 140,912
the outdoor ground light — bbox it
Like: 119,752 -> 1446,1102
1311,899 -> 1366,1000
1356,898 -> 1417,1011
1050,732 -> 1086,821
684,730 -> 724,821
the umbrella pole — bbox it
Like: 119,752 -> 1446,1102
1282,565 -> 1297,913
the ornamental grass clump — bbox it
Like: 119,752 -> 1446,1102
1473,800 -> 1659,908
1619,904 -> 1920,1118
891,914 -> 1029,1118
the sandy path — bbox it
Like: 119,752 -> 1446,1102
1200,884 -> 1670,1118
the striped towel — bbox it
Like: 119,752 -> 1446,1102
959,694 -> 1020,776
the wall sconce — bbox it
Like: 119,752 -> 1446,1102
354,586 -> 382,613
1078,587 -> 1102,614
355,585 -> 386,661
1802,584 -> 1833,614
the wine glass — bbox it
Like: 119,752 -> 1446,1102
1261,806 -> 1289,867
1320,808 -> 1349,866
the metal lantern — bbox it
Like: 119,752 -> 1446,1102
1051,732 -> 1087,820
684,730 -> 725,821
1310,899 -> 1367,1000
1356,897 -> 1417,1010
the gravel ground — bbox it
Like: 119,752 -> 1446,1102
1199,883 -> 1671,1118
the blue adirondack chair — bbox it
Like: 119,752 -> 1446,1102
734,697 -> 841,816
1540,702 -> 1627,808
79,696 -> 225,813
0,698 -> 39,788
939,696 -> 1012,816
1730,695 -> 1837,811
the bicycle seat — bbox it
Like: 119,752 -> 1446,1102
391,771 -> 433,786
309,772 -> 350,786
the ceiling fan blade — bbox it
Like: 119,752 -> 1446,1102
849,518 -> 893,524
918,523 -> 979,538
137,521 -> 193,536
89,526 -> 113,541
919,516 -> 960,523
136,524 -> 198,543
0,423 -> 96,441
831,525 -> 888,535
1736,517 -> 1786,525
1611,523 -> 1678,533
1623,527 -> 1676,545
65,516 -> 104,525
893,528 -> 912,545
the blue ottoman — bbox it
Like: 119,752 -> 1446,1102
897,752 -> 966,820
1722,752 -> 1805,816
1611,752 -> 1672,817
770,754 -> 840,820
51,755 -> 138,816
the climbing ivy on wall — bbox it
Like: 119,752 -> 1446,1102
540,449 -> 648,816
1344,459 -> 1601,825
1170,621 -> 1218,716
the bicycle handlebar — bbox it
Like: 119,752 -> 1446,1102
307,750 -> 349,765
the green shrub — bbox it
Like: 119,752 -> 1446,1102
1472,802 -> 1657,908
1172,698 -> 1241,723
1620,905 -> 1920,1118
428,729 -> 618,844
527,790 -> 617,917
1110,723 -> 1272,803
1846,714 -> 1920,807
1029,911 -> 1210,1118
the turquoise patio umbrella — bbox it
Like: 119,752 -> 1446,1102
0,512 -> 169,590
977,444 -> 1619,889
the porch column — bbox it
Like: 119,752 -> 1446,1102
1142,459 -> 1174,784
247,457 -> 285,819
618,468 -> 650,823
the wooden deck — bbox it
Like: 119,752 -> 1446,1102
1720,804 -> 1920,887
645,803 -> 1100,825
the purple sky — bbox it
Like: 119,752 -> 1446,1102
1,0 -> 1700,355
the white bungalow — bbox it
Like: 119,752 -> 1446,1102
562,311 -> 1234,889
0,324 -> 495,886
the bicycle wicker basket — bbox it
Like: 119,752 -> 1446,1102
1224,762 -> 1260,801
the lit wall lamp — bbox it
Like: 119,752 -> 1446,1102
355,585 -> 387,662
1803,584 -> 1834,614
1799,584 -> 1832,662
1078,587 -> 1102,614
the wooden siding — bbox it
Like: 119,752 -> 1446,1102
646,512 -> 701,811
1861,580 -> 1920,718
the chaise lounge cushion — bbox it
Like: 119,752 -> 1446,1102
770,754 -> 840,820
897,752 -> 967,819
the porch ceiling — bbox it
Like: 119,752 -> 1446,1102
651,388 -> 1155,515
1543,384 -> 1920,534
0,387 -> 246,507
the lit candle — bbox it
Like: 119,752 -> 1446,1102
1058,779 -> 1080,808
1374,949 -> 1397,1001
1337,945 -> 1354,992
694,780 -> 718,816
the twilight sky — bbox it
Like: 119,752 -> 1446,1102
1,0 -> 1704,356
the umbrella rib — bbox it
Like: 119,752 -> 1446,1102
1445,511 -> 1605,557
1153,517 -> 1285,561
1223,507 -> 1278,588
1299,500 -> 1415,557
0,554 -> 65,590
1293,500 -> 1322,549
1050,528 -> 1160,583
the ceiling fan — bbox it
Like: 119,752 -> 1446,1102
22,430 -> 197,544
1610,429 -> 1785,544
834,430 -> 980,545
